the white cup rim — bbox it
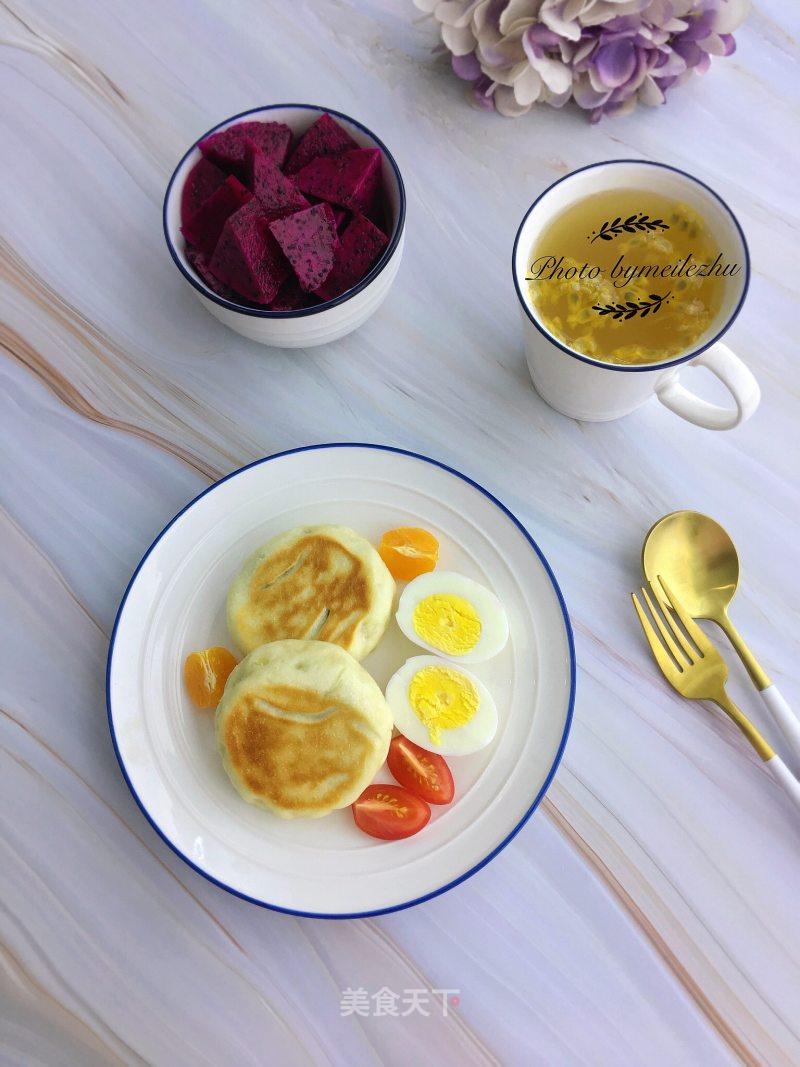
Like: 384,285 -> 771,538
512,159 -> 751,374
163,103 -> 406,319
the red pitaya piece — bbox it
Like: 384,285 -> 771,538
269,203 -> 338,293
247,146 -> 309,218
285,112 -> 358,174
180,157 -> 226,228
209,199 -> 288,303
181,175 -> 252,254
199,120 -> 292,176
185,247 -> 238,300
314,212 -> 388,301
269,275 -> 313,311
295,148 -> 382,215
245,121 -> 292,168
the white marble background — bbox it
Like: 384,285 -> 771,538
1,2 -> 799,1064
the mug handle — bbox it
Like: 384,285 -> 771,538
655,342 -> 760,430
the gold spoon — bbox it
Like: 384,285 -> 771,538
643,511 -> 800,764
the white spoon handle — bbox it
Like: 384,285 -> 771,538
761,685 -> 800,768
765,754 -> 800,811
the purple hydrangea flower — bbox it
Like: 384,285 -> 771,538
414,0 -> 750,120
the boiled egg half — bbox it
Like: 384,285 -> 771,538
385,655 -> 498,755
395,571 -> 509,662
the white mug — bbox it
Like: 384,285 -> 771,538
512,160 -> 759,429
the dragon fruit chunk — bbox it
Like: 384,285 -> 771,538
181,175 -> 252,254
185,247 -> 238,301
200,120 -> 292,177
245,121 -> 292,168
285,112 -> 358,174
209,199 -> 289,304
180,157 -> 226,228
247,146 -> 309,218
313,212 -> 389,302
295,148 -> 382,215
269,203 -> 339,292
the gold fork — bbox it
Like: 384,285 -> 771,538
632,576 -> 800,810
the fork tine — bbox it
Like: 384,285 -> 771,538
647,580 -> 697,663
648,573 -> 671,615
631,592 -> 682,685
641,585 -> 689,666
657,575 -> 714,656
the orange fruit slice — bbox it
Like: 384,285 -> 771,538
183,646 -> 238,709
379,527 -> 439,582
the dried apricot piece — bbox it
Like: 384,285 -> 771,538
379,527 -> 439,582
184,647 -> 238,709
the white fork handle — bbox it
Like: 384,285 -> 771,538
761,685 -> 800,769
765,755 -> 800,811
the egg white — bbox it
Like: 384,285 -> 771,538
385,655 -> 498,756
395,571 -> 509,663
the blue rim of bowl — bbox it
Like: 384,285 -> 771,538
163,104 -> 406,318
106,442 -> 576,919
511,159 -> 751,373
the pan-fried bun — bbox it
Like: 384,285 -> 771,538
216,639 -> 392,819
227,525 -> 394,660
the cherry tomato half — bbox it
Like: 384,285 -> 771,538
387,735 -> 455,805
352,784 -> 431,840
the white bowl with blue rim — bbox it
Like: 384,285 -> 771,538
163,105 -> 405,348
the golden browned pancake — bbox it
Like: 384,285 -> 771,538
227,525 -> 394,660
216,640 -> 392,818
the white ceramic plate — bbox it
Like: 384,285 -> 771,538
107,444 -> 575,917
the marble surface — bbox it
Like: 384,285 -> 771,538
1,2 -> 799,1064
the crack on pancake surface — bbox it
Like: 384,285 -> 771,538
260,552 -> 306,590
307,607 -> 331,639
251,697 -> 337,724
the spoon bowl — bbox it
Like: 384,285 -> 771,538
642,511 -> 740,620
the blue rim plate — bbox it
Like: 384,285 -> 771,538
107,443 -> 575,918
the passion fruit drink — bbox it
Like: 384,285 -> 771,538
526,189 -> 735,365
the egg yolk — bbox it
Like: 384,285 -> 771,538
408,666 -> 479,745
412,593 -> 481,655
